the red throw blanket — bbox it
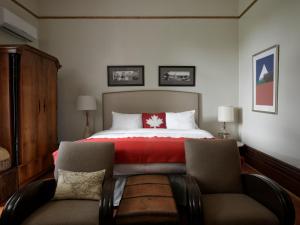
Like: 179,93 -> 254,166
53,137 -> 187,164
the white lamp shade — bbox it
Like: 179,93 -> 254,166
218,106 -> 234,122
77,96 -> 97,111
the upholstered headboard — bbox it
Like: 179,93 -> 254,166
102,90 -> 200,130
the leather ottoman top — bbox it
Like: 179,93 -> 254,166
116,175 -> 179,225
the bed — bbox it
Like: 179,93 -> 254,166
54,90 -> 213,175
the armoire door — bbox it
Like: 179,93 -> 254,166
45,59 -> 58,152
0,53 -> 13,159
37,58 -> 48,157
19,50 -> 39,165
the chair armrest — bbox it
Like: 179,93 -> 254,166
169,174 -> 187,207
0,178 -> 56,225
185,175 -> 203,225
241,174 -> 295,225
99,177 -> 115,225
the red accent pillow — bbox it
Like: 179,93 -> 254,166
142,113 -> 167,128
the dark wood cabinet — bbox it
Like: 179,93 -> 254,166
0,168 -> 18,203
46,59 -> 58,155
0,53 -> 13,163
0,45 -> 60,190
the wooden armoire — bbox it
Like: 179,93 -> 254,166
0,45 -> 60,190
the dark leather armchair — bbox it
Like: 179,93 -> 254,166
184,139 -> 295,225
0,142 -> 115,225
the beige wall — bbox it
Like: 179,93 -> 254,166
2,0 -> 299,169
0,0 -> 39,46
38,0 -> 238,17
1,0 -> 240,149
39,19 -> 239,141
239,0 -> 300,168
18,0 -> 38,15
238,0 -> 254,14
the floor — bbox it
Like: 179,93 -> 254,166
0,163 -> 299,225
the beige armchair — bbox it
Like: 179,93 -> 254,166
184,139 -> 295,225
0,142 -> 115,225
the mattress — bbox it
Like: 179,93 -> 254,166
53,128 -> 213,175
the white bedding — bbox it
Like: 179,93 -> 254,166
89,128 -> 213,139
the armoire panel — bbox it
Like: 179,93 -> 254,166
19,50 -> 39,164
0,53 -> 12,157
45,59 -> 58,152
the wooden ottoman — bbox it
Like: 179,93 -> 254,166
116,175 -> 179,225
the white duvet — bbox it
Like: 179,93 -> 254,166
89,128 -> 214,139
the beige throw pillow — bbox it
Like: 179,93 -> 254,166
54,169 -> 105,200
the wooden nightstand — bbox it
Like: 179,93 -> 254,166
236,141 -> 245,166
237,141 -> 244,148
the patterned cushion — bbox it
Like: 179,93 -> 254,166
54,169 -> 105,200
142,113 -> 167,128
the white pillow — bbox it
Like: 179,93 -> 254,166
166,110 -> 198,130
110,112 -> 142,130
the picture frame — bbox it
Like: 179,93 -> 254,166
107,65 -> 144,86
159,66 -> 196,86
252,45 -> 279,114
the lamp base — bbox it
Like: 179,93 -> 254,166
83,125 -> 92,139
218,131 -> 230,139
218,122 -> 231,139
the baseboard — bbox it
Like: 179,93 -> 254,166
244,145 -> 300,197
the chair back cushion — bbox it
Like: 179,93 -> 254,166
185,139 -> 242,194
54,142 -> 114,179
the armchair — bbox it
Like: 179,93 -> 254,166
0,142 -> 115,225
184,139 -> 295,225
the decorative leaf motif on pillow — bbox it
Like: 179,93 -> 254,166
54,169 -> 105,200
146,115 -> 163,128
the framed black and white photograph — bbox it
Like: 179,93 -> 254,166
159,66 -> 195,86
107,65 -> 144,86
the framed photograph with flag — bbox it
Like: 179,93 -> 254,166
252,45 -> 279,113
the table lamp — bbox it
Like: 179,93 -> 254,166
218,106 -> 234,139
77,95 -> 97,138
